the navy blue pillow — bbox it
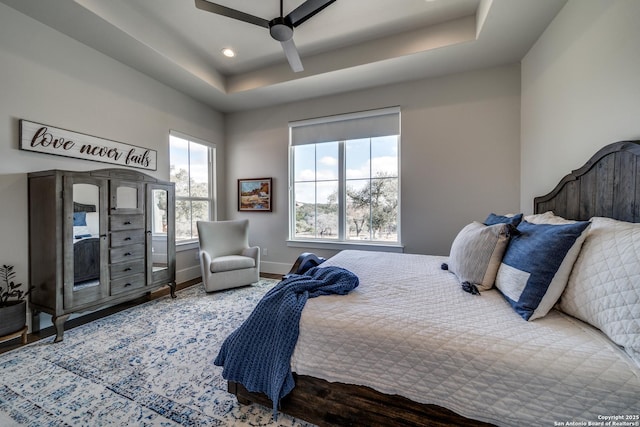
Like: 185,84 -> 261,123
484,213 -> 523,227
495,220 -> 590,320
73,212 -> 87,226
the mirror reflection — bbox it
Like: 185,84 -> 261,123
72,183 -> 101,289
116,186 -> 138,210
151,188 -> 168,272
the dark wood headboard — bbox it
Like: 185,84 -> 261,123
534,140 -> 640,223
73,201 -> 96,213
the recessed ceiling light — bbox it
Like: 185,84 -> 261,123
221,48 -> 236,58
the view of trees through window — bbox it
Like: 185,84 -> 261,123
169,134 -> 213,241
293,136 -> 399,242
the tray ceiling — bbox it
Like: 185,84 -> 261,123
0,0 -> 567,112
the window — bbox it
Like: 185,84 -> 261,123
169,131 -> 215,242
289,107 -> 400,246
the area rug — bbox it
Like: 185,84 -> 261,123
0,279 -> 315,426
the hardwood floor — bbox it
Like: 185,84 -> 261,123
0,274 -> 283,355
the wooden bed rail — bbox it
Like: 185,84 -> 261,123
230,375 -> 494,427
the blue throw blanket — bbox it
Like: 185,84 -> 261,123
214,266 -> 359,416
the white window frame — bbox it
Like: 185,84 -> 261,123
287,107 -> 403,252
169,130 -> 216,248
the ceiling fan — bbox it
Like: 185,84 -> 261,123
195,0 -> 336,73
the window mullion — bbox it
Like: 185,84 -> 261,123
314,144 -> 318,239
369,138 -> 373,240
338,140 -> 345,240
289,145 -> 294,239
208,145 -> 214,221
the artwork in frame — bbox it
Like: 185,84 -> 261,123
238,178 -> 272,212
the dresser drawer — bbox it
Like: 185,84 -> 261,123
110,214 -> 144,231
110,259 -> 145,280
111,229 -> 146,247
110,244 -> 145,264
110,273 -> 146,295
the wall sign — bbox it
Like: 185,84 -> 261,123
19,119 -> 157,171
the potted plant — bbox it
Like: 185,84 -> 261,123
0,265 -> 30,337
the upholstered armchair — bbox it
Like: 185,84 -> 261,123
196,219 -> 260,292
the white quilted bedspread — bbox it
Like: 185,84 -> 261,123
290,250 -> 640,426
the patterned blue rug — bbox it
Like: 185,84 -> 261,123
0,280 -> 315,426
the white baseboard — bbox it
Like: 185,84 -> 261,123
176,265 -> 201,284
260,261 -> 291,275
177,261 -> 289,282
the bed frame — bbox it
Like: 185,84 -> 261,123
72,201 -> 100,283
73,237 -> 100,283
230,140 -> 640,427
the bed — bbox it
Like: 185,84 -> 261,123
72,201 -> 101,284
229,140 -> 640,426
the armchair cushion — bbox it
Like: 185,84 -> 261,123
211,255 -> 256,273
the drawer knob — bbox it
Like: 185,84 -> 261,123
124,252 -> 132,256
124,283 -> 132,287
124,221 -> 131,225
124,267 -> 132,271
124,237 -> 132,241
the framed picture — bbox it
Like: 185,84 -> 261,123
238,178 -> 272,212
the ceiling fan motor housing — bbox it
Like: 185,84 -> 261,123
194,0 -> 337,72
269,17 -> 294,42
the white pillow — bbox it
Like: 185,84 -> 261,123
85,212 -> 100,235
561,217 -> 640,364
448,221 -> 512,292
524,211 -> 576,225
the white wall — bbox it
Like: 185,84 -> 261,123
225,64 -> 522,273
15,0 -> 629,287
0,3 -> 224,297
521,0 -> 640,212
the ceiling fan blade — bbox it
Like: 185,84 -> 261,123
194,0 -> 270,28
286,0 -> 336,27
281,39 -> 304,72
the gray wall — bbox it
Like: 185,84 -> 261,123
8,0 -> 637,286
0,3 -> 225,292
521,0 -> 640,212
225,64 -> 522,273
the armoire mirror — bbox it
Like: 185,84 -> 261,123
116,186 -> 138,210
72,183 -> 101,288
150,187 -> 169,274
111,180 -> 144,214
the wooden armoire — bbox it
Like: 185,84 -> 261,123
28,168 -> 176,342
